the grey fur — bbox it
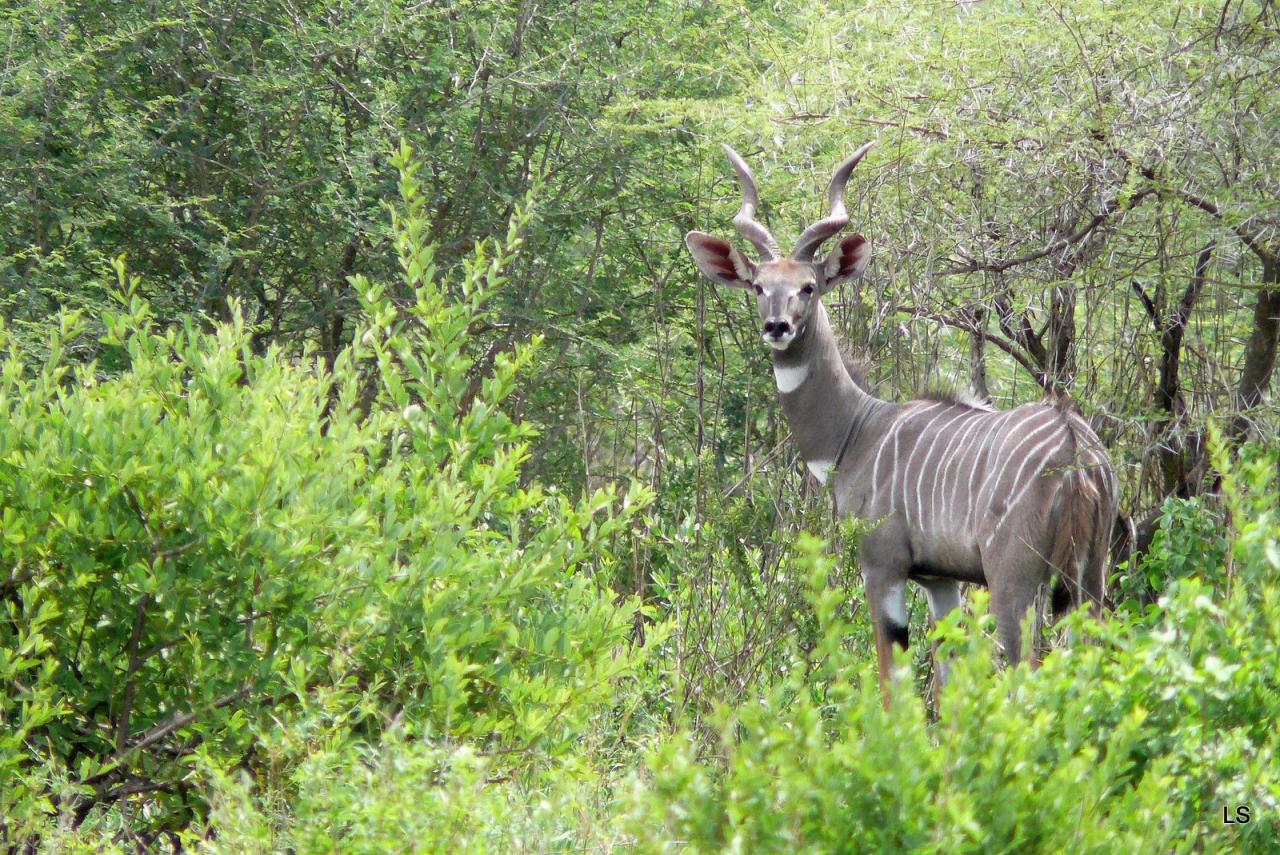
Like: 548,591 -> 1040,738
777,301 -> 1116,667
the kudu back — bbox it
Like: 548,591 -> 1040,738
685,143 -> 1117,691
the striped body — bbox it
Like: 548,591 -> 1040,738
842,398 -> 1115,584
770,300 -> 1116,671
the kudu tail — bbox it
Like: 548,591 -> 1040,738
1047,414 -> 1113,621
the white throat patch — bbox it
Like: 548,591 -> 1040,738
773,362 -> 809,393
806,459 -> 834,485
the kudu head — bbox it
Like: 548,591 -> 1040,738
685,143 -> 874,351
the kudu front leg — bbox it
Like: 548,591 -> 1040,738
919,577 -> 962,689
864,570 -> 909,706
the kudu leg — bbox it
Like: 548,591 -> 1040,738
861,523 -> 912,704
863,575 -> 911,703
919,578 -> 962,689
984,528 -> 1056,668
870,610 -> 906,702
989,570 -> 1049,668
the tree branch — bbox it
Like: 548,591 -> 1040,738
85,687 -> 252,785
896,305 -> 1051,391
937,188 -> 1155,276
1130,280 -> 1160,326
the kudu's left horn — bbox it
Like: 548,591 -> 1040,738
791,140 -> 876,262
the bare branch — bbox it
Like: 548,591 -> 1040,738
897,305 -> 1051,391
1131,280 -> 1160,326
938,188 -> 1155,276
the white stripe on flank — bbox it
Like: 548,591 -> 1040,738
947,410 -> 997,515
1068,411 -> 1095,437
933,411 -> 987,529
978,414 -> 1062,510
966,408 -> 1035,525
999,436 -> 1068,519
888,403 -> 942,515
869,406 -> 920,509
962,407 -> 1018,522
1008,429 -> 1067,496
983,432 -> 1073,550
773,362 -> 810,393
806,459 -> 835,485
914,408 -> 973,531
887,428 -> 904,513
902,405 -> 954,527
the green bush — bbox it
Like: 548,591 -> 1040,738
196,730 -> 632,854
1111,495 -> 1229,612
0,144 -> 651,848
628,452 -> 1280,853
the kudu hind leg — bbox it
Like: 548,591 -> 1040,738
990,583 -> 1036,667
987,538 -> 1052,668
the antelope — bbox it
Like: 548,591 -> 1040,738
684,143 -> 1117,691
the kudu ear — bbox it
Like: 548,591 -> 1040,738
821,233 -> 871,292
685,231 -> 755,290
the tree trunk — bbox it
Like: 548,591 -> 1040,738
1142,241 -> 1214,497
1233,257 -> 1280,438
968,307 -> 991,402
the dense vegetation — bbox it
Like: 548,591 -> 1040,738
2,0 -> 1278,851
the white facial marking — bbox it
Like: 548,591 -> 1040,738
764,333 -> 796,351
773,362 -> 809,393
806,458 -> 834,484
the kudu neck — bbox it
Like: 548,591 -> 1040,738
771,301 -> 875,471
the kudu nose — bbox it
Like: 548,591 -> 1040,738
763,319 -> 792,337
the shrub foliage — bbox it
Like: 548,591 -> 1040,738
0,145 -> 650,848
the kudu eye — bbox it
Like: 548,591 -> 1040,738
753,284 -> 763,296
801,284 -> 815,295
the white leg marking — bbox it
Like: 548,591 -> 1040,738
884,581 -> 907,627
773,362 -> 810,393
806,458 -> 834,485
